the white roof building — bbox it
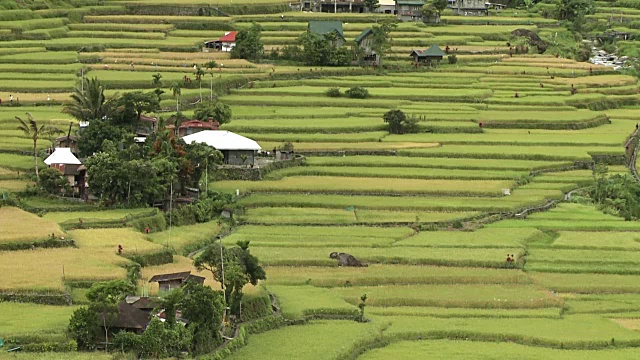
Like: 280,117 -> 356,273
182,130 -> 261,151
44,147 -> 82,165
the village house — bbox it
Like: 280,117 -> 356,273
377,0 -> 397,14
182,130 -> 262,166
137,114 -> 157,137
204,31 -> 237,52
355,28 -> 379,64
301,0 -> 365,13
308,20 -> 345,47
100,302 -> 151,339
451,0 -> 489,16
411,45 -> 446,65
395,0 -> 424,21
44,147 -> 86,195
149,271 -> 205,293
167,118 -> 220,137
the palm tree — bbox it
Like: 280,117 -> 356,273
204,61 -> 217,101
170,82 -> 181,113
16,113 -> 62,179
151,73 -> 163,88
62,77 -> 109,122
194,66 -> 205,101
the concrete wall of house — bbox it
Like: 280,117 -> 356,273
453,0 -> 487,15
396,5 -> 422,21
224,150 -> 256,166
377,5 -> 396,14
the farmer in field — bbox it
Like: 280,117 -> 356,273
9,94 -> 12,106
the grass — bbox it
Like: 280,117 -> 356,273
214,176 -> 513,196
0,302 -> 77,337
264,265 -> 531,287
226,320 -> 377,360
359,339 -> 640,360
394,228 -> 543,248
551,231 -> 640,250
241,207 -> 479,225
70,228 -> 162,254
529,272 -> 640,293
42,208 -> 151,223
265,285 -> 356,319
0,207 -> 63,244
146,221 -> 222,252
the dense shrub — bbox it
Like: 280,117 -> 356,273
326,87 -> 341,97
345,86 -> 369,99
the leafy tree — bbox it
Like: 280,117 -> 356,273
364,0 -> 379,12
298,32 -> 351,66
39,167 -> 71,194
77,119 -> 128,157
448,54 -> 458,64
326,87 -> 341,97
193,241 -> 266,317
180,281 -> 225,355
183,142 -> 223,189
557,0 -> 594,30
138,318 -> 191,359
159,288 -> 182,327
194,65 -> 205,101
15,113 -> 62,178
85,280 -> 135,351
431,0 -> 448,22
591,172 -> 640,220
383,109 -> 420,134
371,20 -> 397,65
63,77 -> 111,122
110,91 -> 159,126
358,293 -> 368,322
231,22 -> 264,61
68,306 -> 100,350
193,101 -> 232,124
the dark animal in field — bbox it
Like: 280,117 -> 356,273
329,252 -> 367,267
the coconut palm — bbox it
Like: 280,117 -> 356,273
170,82 -> 181,113
62,77 -> 109,122
151,73 -> 163,88
16,113 -> 62,179
204,61 -> 217,101
194,66 -> 205,101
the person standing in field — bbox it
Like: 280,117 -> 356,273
9,94 -> 13,106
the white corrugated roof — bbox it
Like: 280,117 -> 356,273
182,130 -> 261,151
44,147 -> 81,165
379,0 -> 396,5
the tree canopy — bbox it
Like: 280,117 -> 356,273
231,23 -> 264,61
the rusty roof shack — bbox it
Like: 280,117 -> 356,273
149,271 -> 205,293
411,45 -> 446,65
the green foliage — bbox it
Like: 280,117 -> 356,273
38,167 -> 71,195
448,54 -> 458,65
62,77 -> 110,123
298,32 -> 351,66
345,86 -> 369,99
167,190 -> 232,226
68,306 -> 99,351
326,87 -> 341,97
370,20 -> 396,64
194,101 -> 233,124
383,109 -> 419,134
181,281 -> 225,355
194,241 -> 266,317
590,172 -> 640,220
15,112 -> 62,178
231,22 -> 264,61
109,90 -> 159,126
77,119 -> 129,157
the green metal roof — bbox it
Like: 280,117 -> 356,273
355,28 -> 373,43
412,44 -> 446,57
308,21 -> 345,40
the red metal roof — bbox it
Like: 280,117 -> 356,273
219,31 -> 237,42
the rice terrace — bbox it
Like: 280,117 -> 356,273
3,0 -> 640,358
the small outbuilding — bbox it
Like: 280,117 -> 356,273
149,271 -> 205,293
355,28 -> 379,64
182,130 -> 262,166
452,0 -> 489,15
102,302 -> 151,337
308,21 -> 345,47
204,31 -> 238,52
377,0 -> 397,14
411,45 -> 446,65
44,147 -> 86,194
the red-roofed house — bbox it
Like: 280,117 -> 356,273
167,118 -> 220,137
204,31 -> 238,52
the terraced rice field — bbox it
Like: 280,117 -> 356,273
2,0 -> 640,358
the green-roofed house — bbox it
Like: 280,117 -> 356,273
395,0 -> 425,21
308,20 -> 346,48
355,28 -> 379,64
410,45 -> 446,65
